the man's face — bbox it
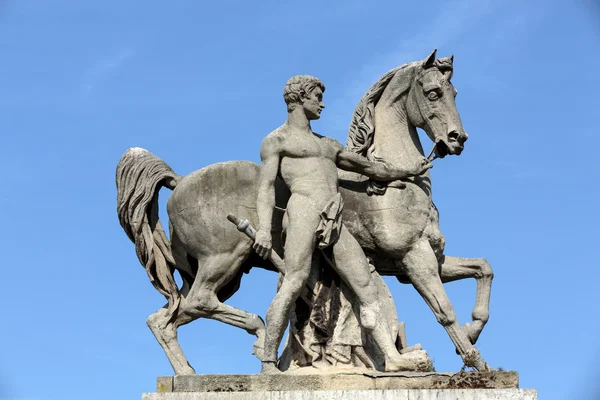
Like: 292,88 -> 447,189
302,86 -> 325,120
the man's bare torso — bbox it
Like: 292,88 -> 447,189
269,125 -> 343,208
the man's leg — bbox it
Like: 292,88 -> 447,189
261,204 -> 319,374
331,224 -> 420,371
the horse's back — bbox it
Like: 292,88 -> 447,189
167,161 -> 261,257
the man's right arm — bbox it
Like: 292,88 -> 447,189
337,150 -> 432,181
254,135 -> 281,259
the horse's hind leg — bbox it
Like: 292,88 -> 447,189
174,247 -> 266,364
146,240 -> 197,375
147,305 -> 195,375
439,256 -> 494,345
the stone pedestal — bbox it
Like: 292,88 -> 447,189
142,371 -> 537,399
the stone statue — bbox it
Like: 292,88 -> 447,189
116,49 -> 494,375
252,75 -> 432,374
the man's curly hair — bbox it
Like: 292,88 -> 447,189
283,75 -> 325,112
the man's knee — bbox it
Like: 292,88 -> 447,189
353,271 -> 374,292
359,303 -> 380,330
281,270 -> 310,296
343,267 -> 376,301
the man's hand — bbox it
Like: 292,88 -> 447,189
253,229 -> 272,259
401,157 -> 433,177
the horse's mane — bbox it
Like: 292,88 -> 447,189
346,61 -> 420,157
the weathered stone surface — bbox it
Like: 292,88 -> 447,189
117,51 -> 495,376
251,74 -> 437,374
155,371 -> 518,393
143,389 -> 538,400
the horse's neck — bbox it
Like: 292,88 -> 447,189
370,101 -> 424,167
370,100 -> 432,196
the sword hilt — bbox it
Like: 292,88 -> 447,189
226,213 -> 285,274
227,213 -> 256,240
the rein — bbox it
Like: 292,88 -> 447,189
427,142 -> 439,162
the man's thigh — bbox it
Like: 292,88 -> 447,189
331,224 -> 373,291
283,202 -> 320,276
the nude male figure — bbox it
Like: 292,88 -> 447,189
254,75 -> 432,374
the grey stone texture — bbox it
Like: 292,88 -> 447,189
252,74 -> 434,374
144,372 -> 537,400
117,50 -> 495,376
156,372 -> 519,392
143,389 -> 538,400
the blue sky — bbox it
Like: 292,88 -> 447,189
0,0 -> 598,399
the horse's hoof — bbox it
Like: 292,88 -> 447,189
252,343 -> 265,361
462,322 -> 483,345
400,343 -> 422,354
252,329 -> 266,360
462,348 -> 494,372
472,359 -> 493,372
174,365 -> 196,376
261,361 -> 283,375
385,350 -> 433,372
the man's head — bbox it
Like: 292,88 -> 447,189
283,75 -> 325,120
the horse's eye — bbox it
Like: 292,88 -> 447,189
427,90 -> 440,101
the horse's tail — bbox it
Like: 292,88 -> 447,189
116,147 -> 181,324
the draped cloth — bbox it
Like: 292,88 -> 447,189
315,193 -> 344,250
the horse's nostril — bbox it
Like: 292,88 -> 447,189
448,131 -> 460,141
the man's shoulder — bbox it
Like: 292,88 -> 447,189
260,126 -> 287,156
262,126 -> 286,144
315,133 -> 344,151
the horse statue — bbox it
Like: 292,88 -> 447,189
116,50 -> 493,375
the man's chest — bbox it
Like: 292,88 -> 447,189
282,135 -> 337,160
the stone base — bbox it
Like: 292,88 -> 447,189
142,371 -> 537,399
143,389 -> 537,399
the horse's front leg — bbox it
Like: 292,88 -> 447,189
399,240 -> 491,371
439,256 -> 493,345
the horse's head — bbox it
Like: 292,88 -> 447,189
406,49 -> 468,158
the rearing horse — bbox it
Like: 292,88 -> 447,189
116,49 -> 493,374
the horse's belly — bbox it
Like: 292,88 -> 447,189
167,160 -> 289,259
167,161 -> 261,256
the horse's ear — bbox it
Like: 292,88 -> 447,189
423,49 -> 437,68
450,54 -> 454,64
